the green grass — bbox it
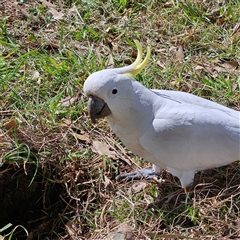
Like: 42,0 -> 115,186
0,0 -> 239,239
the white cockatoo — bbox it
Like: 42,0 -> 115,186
83,40 -> 240,190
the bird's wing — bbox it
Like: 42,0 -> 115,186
139,98 -> 240,173
151,89 -> 239,119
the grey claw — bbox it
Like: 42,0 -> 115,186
116,168 -> 161,182
115,171 -> 141,182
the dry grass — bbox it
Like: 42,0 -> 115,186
0,0 -> 239,239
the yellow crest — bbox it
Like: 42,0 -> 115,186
115,40 -> 151,79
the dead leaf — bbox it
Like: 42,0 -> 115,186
48,7 -> 64,20
195,65 -> 204,71
73,132 -> 90,142
131,181 -> 147,193
91,140 -> 117,159
176,45 -> 184,63
32,71 -> 40,80
162,2 -> 174,8
68,5 -> 78,14
193,60 -> 215,75
13,2 -> 40,23
107,54 -> 114,68
43,42 -> 60,51
59,95 -> 78,106
214,59 -> 238,72
105,222 -> 134,240
171,29 -> 196,42
39,0 -> 56,8
62,119 -> 72,125
73,42 -> 89,54
110,233 -> 125,240
38,0 -> 64,20
5,119 -> 17,130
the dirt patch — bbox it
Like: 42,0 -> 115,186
1,0 -> 240,239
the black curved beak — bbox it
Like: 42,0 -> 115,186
88,95 -> 111,124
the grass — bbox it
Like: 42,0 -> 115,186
0,0 -> 240,239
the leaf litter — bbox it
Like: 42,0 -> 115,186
0,0 -> 240,239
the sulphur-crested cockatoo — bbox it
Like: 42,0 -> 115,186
83,40 -> 240,189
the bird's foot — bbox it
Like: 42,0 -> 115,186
116,168 -> 161,182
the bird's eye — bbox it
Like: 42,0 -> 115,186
112,88 -> 118,94
108,86 -> 119,97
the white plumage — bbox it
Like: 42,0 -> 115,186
83,40 -> 240,189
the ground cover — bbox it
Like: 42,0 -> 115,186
0,0 -> 239,239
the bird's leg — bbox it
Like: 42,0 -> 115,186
116,168 -> 161,182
